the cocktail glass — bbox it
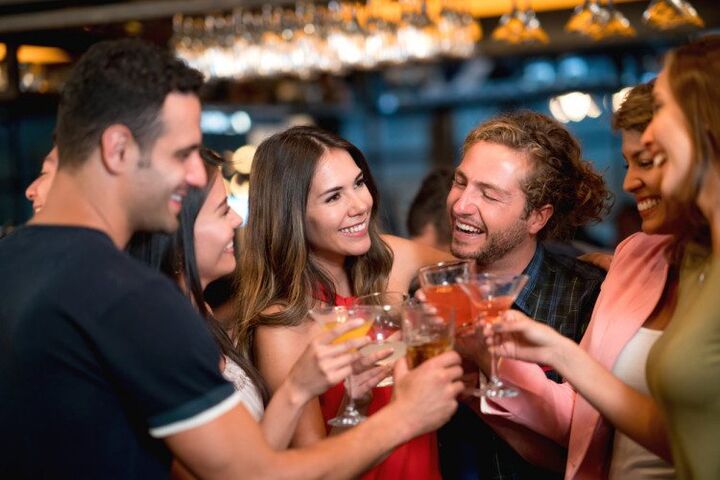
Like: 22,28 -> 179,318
457,273 -> 529,398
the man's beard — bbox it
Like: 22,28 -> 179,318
451,218 -> 527,269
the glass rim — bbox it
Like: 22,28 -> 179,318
418,259 -> 474,274
353,291 -> 408,304
463,272 -> 530,282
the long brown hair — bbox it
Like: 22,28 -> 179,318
656,36 -> 720,255
232,126 -> 393,355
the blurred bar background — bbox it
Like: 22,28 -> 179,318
0,0 -> 717,246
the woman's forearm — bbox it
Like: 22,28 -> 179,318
260,381 -> 311,449
551,337 -> 672,461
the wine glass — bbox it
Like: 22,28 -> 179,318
491,0 -> 526,44
643,0 -> 704,30
353,291 -> 408,386
456,273 -> 529,398
418,260 -> 475,335
308,305 -> 374,427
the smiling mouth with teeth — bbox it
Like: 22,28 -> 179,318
340,221 -> 367,234
455,221 -> 483,235
637,197 -> 661,213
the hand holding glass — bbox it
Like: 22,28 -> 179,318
308,305 -> 373,427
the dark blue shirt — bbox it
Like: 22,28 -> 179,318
0,226 -> 236,479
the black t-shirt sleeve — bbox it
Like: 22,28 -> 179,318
88,277 -> 237,437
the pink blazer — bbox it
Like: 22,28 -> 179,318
481,233 -> 673,479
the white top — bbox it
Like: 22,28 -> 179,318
609,327 -> 675,480
222,357 -> 264,421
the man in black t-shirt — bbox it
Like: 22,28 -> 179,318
0,39 -> 464,479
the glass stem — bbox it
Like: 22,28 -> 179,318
489,335 -> 501,385
345,376 -> 357,413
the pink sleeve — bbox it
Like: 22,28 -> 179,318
481,360 -> 576,446
479,233 -> 674,449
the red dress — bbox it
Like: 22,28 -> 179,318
318,293 -> 441,480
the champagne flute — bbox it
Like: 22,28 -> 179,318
456,273 -> 529,398
308,305 -> 374,427
353,291 -> 408,386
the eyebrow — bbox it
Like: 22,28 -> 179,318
475,181 -> 510,197
174,144 -> 201,158
318,172 -> 363,197
456,169 -> 511,198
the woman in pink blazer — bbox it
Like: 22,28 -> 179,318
478,83 -> 682,479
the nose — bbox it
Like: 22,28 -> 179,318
347,190 -> 370,217
451,188 -> 474,217
186,151 -> 207,188
228,207 -> 243,229
25,179 -> 38,202
622,167 -> 642,193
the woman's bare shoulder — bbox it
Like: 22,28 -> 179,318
382,234 -> 455,291
256,306 -> 316,342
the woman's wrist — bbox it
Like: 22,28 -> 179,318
551,335 -> 578,378
281,378 -> 313,408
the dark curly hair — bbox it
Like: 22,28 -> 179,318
55,38 -> 203,169
463,110 -> 612,241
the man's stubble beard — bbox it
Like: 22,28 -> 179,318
450,218 -> 528,270
132,153 -> 180,235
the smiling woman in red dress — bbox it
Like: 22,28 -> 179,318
233,126 -> 451,479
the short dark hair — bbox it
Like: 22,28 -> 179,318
612,81 -> 655,133
55,38 -> 203,169
406,167 -> 453,244
463,111 -> 612,241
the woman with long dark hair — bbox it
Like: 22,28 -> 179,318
234,126 -> 452,479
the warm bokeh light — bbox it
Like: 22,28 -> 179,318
0,44 -> 71,64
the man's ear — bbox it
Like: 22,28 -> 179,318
527,204 -> 554,235
99,125 -> 134,175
